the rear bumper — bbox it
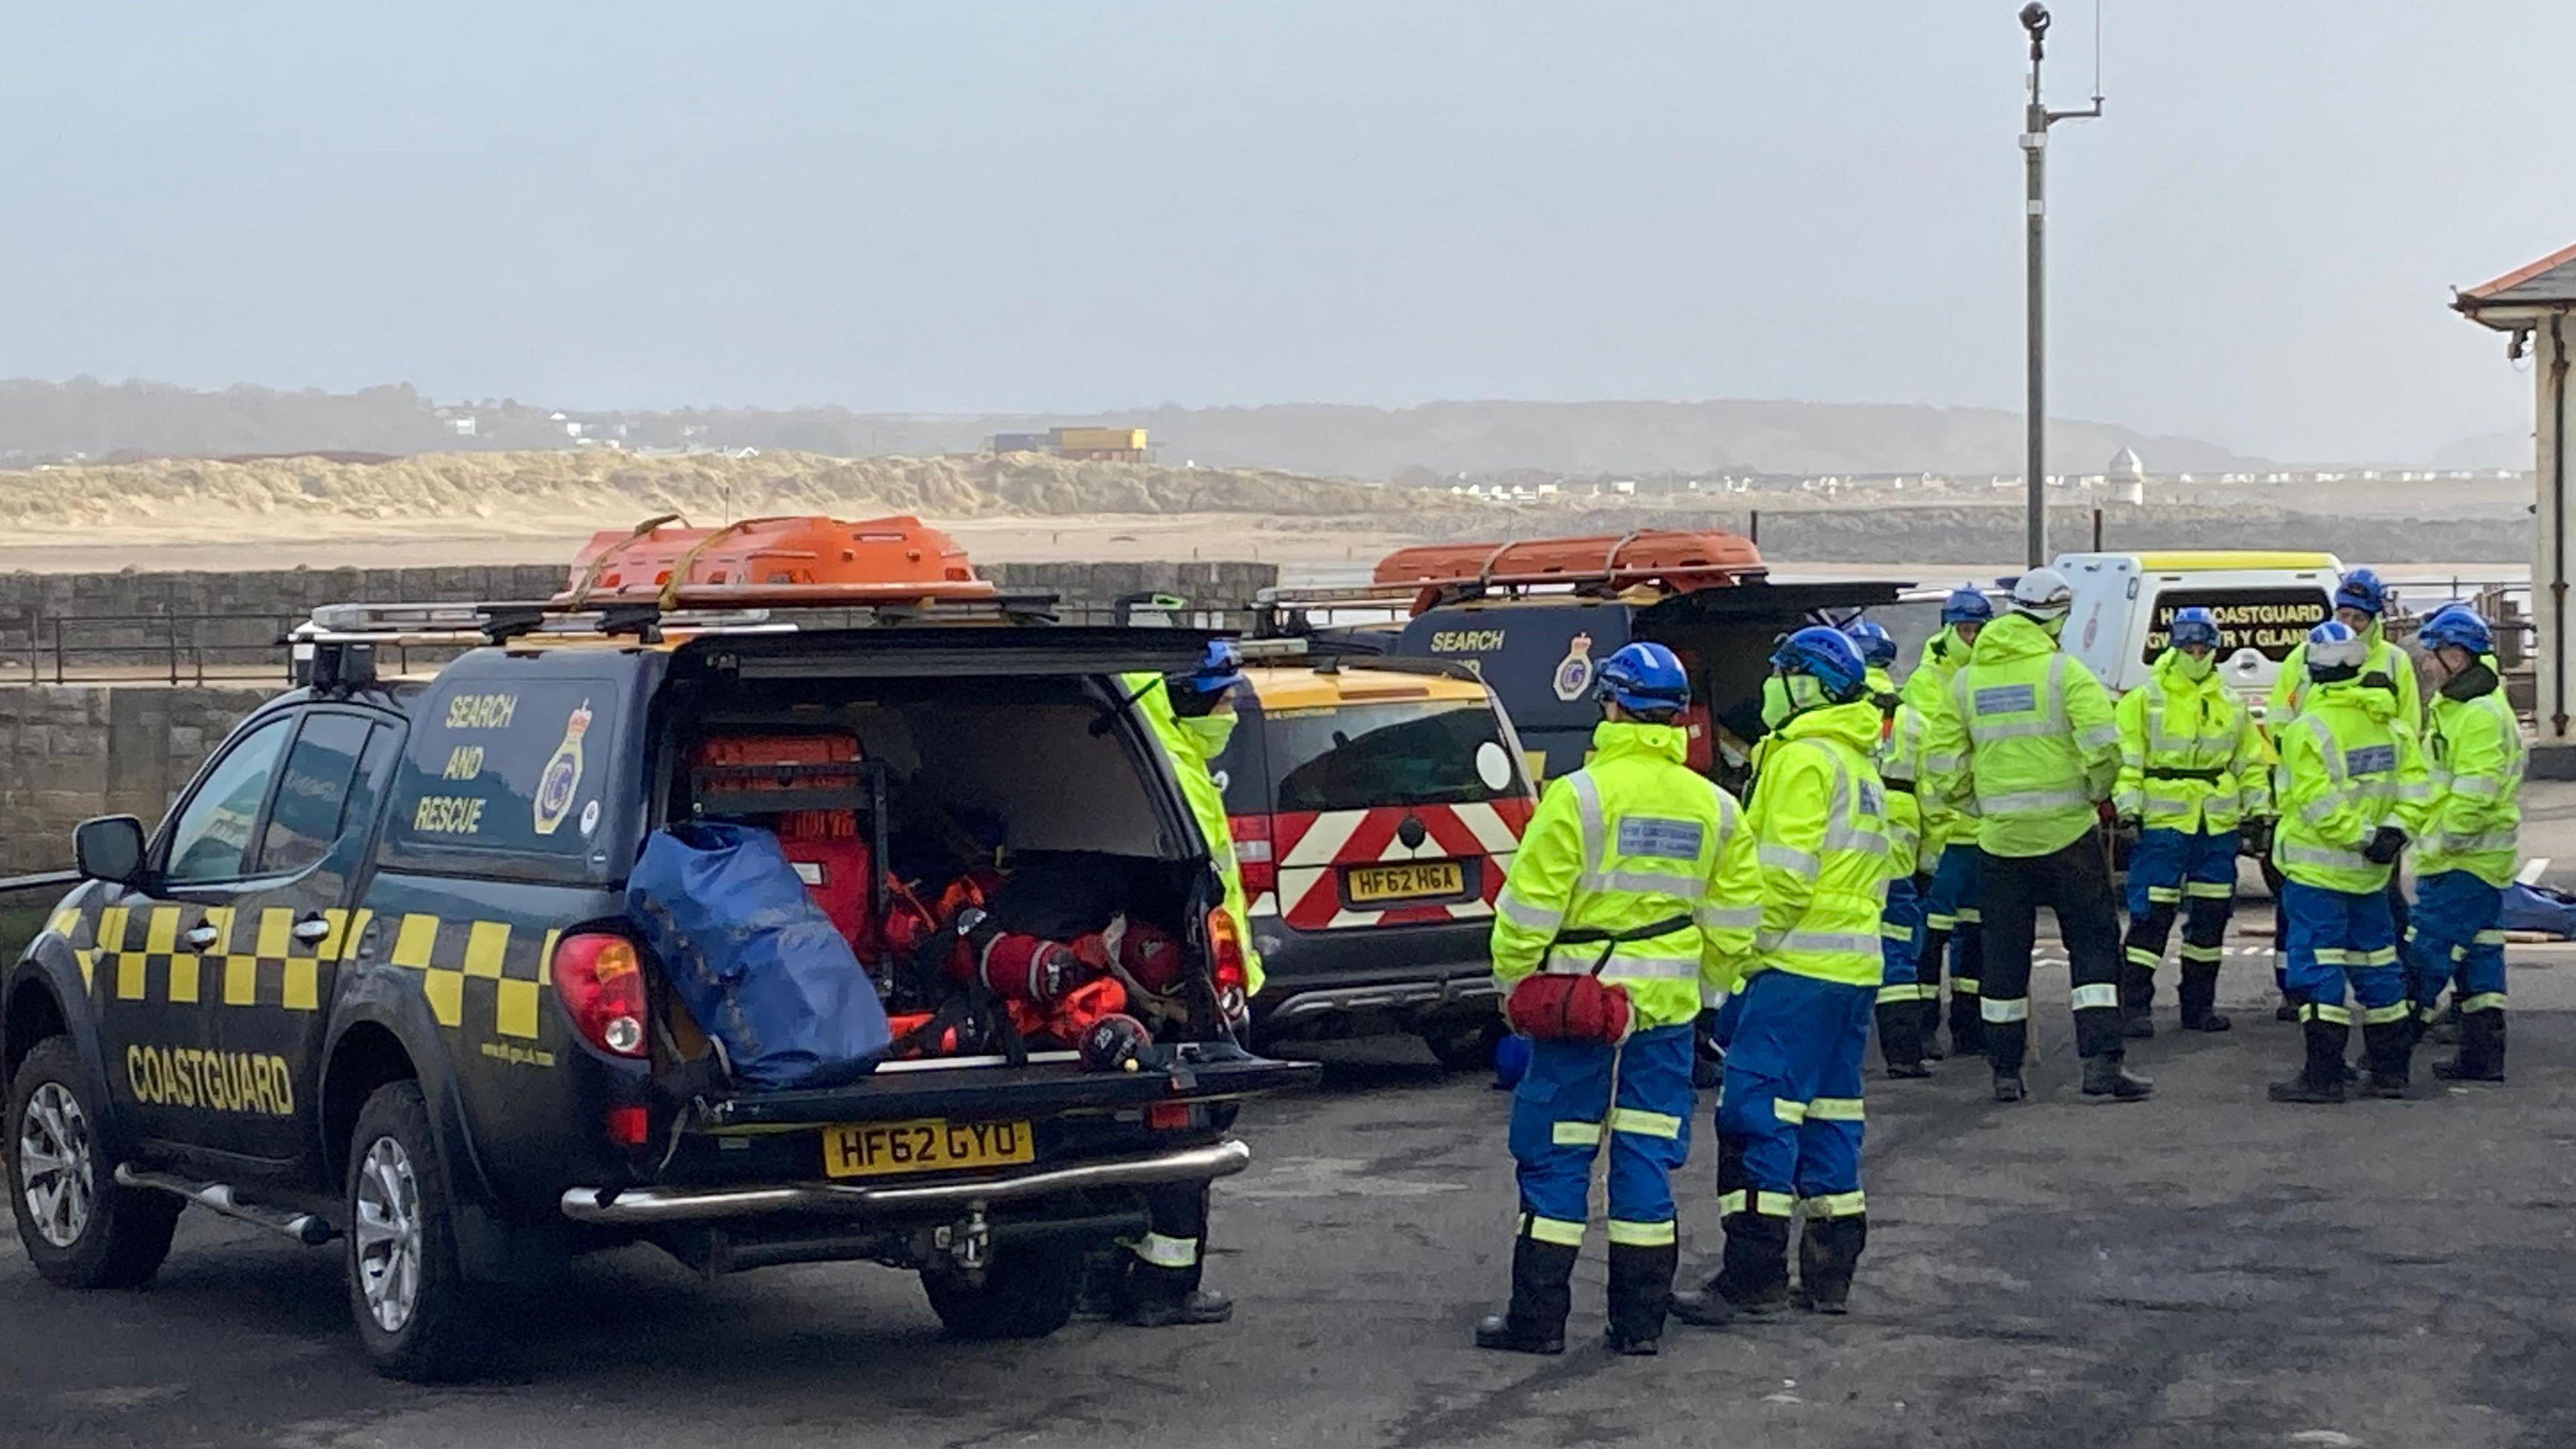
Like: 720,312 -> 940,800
560,1138 -> 1253,1227
1252,917 -> 1497,1034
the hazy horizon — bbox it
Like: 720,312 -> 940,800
3,2 -> 2568,466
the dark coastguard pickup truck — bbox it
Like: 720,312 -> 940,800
2,578 -> 1316,1381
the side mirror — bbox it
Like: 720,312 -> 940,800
73,816 -> 147,885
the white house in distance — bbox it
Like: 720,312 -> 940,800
2456,242 -> 2576,776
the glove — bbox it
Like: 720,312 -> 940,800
2361,826 -> 2408,865
2240,817 -> 2274,856
2114,810 -> 2141,833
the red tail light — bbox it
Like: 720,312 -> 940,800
1206,907 -> 1250,1026
1146,1102 -> 1194,1131
554,932 -> 649,1059
1230,815 -> 1276,897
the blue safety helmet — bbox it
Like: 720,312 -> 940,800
1186,639 -> 1245,698
2304,619 -> 2367,680
1597,641 -> 1691,718
2333,568 -> 2388,618
1844,619 -> 1898,670
2418,604 -> 2493,657
1770,626 -> 1870,704
2168,607 -> 2221,652
1942,587 -> 1996,627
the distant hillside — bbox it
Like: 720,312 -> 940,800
0,450 -> 1454,535
0,378 -> 2263,480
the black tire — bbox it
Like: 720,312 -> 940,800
920,1238 -> 1085,1340
1422,1018 -> 1505,1073
7,1036 -> 180,1289
345,1079 -> 486,1383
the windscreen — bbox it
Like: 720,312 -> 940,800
1262,700 -> 1521,814
2143,586 -> 2332,664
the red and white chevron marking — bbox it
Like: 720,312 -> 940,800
1247,798 -> 1534,931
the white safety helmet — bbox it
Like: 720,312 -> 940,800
2305,619 -> 2367,678
2009,566 -> 2074,621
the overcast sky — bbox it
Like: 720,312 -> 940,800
1,2 -> 2567,462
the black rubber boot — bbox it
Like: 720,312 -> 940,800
1876,1001 -> 1931,1079
2433,1010 -> 2507,1083
1948,994 -> 1986,1058
1917,997 -> 1946,1059
2118,959 -> 2157,1038
1669,1286 -> 1735,1328
1124,1289 -> 1234,1327
1794,1214 -> 1867,1315
2269,1019 -> 2350,1104
1604,1240 -> 1677,1355
2178,960 -> 2232,1032
1713,1211 -> 1792,1316
1984,1016 -> 2028,1102
2358,1019 -> 2413,1098
1474,1233 -> 1575,1354
2081,1053 -> 2155,1101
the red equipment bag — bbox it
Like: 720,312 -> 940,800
964,931 -> 1084,1004
1503,914 -> 1695,1044
1074,916 -> 1190,996
1503,973 -> 1634,1045
773,811 -> 876,956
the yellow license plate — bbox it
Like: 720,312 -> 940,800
1345,859 -> 1465,904
820,1118 -> 1035,1179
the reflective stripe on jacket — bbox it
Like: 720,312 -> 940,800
1123,674 -> 1265,997
1743,700 -> 1890,989
2418,665 -> 2522,887
2114,649 -> 2271,833
2270,676 -> 2430,894
1870,665 -> 1924,880
1901,627 -> 1972,848
1489,720 -> 1762,1029
1924,613 -> 2120,859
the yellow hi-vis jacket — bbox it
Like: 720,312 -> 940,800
1868,665 -> 1925,881
1924,613 -> 2121,859
2418,661 -> 2523,888
1742,700 -> 1892,989
1123,674 -> 1265,998
2114,649 -> 2271,834
2270,619 -> 2420,729
2270,676 -> 2430,895
1490,721 -> 1762,1030
1902,627 -> 1974,857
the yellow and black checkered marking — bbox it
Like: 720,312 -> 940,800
50,906 -> 557,1043
382,912 -> 559,1040
53,904 -> 363,1012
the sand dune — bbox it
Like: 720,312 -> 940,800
0,449 -> 1456,539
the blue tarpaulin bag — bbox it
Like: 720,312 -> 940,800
2501,881 -> 2576,941
628,821 -> 893,1091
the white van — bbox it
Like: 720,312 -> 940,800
2052,551 -> 2341,716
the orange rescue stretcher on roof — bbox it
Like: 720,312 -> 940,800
554,514 -> 996,609
1373,529 -> 1765,609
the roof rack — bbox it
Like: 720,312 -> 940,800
292,588 -> 1069,649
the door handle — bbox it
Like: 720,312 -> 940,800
292,916 -> 334,945
182,924 -> 220,950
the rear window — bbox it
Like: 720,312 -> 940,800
1258,700 -> 1522,814
2143,586 -> 2332,665
385,678 -> 617,860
